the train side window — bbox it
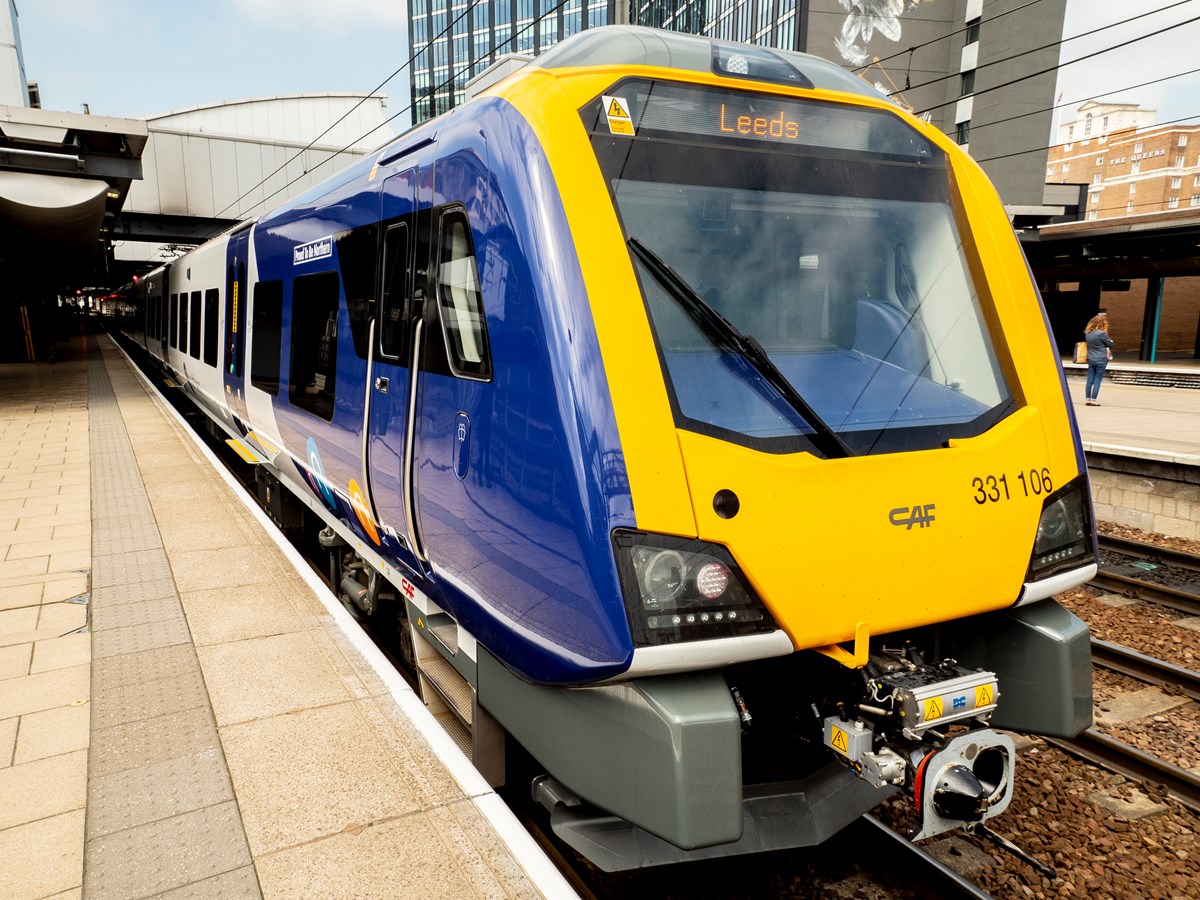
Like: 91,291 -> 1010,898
189,291 -> 202,359
178,292 -> 189,355
379,222 -> 409,359
204,288 -> 219,366
251,280 -> 283,396
435,210 -> 491,380
289,271 -> 340,421
169,294 -> 179,349
336,224 -> 378,360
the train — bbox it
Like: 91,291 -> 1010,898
118,25 -> 1097,871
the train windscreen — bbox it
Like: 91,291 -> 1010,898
586,80 -> 1015,457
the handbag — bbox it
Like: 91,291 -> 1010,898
1073,342 -> 1087,364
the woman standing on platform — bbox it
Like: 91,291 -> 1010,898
1084,314 -> 1114,406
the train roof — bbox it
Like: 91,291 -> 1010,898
531,25 -> 886,102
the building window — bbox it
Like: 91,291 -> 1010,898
1176,154 -> 1185,168
1084,113 -> 1092,137
1062,162 -> 1069,173
1191,195 -> 1200,207
1172,177 -> 1182,189
1047,166 -> 1056,176
1180,135 -> 1189,147
956,121 -> 970,144
1130,183 -> 1137,194
959,70 -> 975,96
1088,210 -> 1098,220
1194,174 -> 1200,187
964,17 -> 980,44
1096,156 -> 1104,165
1126,201 -> 1134,213
1132,162 -> 1140,174
1103,116 -> 1109,130
1169,196 -> 1179,209
1134,142 -> 1143,153
1067,126 -> 1074,140
289,271 -> 341,421
1093,174 -> 1102,185
251,281 -> 283,396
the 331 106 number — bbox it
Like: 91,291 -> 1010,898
972,468 -> 1052,504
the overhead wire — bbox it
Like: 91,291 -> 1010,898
239,0 -> 575,218
216,0 -> 492,219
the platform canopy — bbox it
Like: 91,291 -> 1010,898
0,104 -> 147,293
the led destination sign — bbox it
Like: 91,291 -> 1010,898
601,81 -> 934,160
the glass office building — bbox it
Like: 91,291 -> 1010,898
409,0 -> 803,123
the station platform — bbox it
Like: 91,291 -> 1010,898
1,332 -> 572,899
1066,374 -> 1200,464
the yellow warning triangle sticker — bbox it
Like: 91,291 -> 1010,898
831,726 -> 849,754
925,697 -> 943,720
976,684 -> 993,706
607,98 -> 629,119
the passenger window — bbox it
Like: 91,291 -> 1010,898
289,271 -> 340,421
169,294 -> 179,349
204,289 -> 219,366
379,222 -> 409,359
178,292 -> 188,355
251,280 -> 283,396
336,224 -> 378,360
435,210 -> 490,380
190,292 -> 202,359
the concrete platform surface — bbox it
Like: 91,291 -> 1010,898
1,332 -> 572,900
1069,378 -> 1200,464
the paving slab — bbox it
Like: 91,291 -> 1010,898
1088,785 -> 1170,820
1094,686 -> 1192,726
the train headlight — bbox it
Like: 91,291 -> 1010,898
1026,475 -> 1094,582
613,530 -> 777,646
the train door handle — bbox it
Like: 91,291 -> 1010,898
375,376 -> 389,393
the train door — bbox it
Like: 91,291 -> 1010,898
224,227 -> 251,428
365,167 -> 424,570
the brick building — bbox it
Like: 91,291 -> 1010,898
1046,103 -> 1200,222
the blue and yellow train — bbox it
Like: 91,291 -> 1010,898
122,26 -> 1097,870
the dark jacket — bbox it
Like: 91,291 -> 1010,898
1085,329 -> 1113,365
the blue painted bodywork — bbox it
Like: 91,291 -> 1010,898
245,99 -> 637,684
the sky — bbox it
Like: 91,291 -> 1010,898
13,0 -> 1200,141
1053,0 -> 1200,132
16,0 -> 412,123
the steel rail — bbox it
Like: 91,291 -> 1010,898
1088,569 -> 1200,617
1045,730 -> 1200,815
844,816 -> 996,899
1091,638 -> 1200,702
1098,533 -> 1200,574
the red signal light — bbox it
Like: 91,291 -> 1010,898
132,274 -> 139,282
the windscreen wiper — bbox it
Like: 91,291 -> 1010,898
629,237 -> 852,459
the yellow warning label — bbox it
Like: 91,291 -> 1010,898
831,725 -> 849,754
924,697 -> 943,721
976,684 -> 994,707
602,94 -> 634,136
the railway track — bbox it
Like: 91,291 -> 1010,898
1093,534 -> 1200,616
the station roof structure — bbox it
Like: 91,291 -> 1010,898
0,104 -> 147,287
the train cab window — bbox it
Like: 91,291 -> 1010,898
169,294 -> 179,349
435,210 -> 491,380
190,291 -> 202,359
289,271 -> 340,421
250,280 -> 283,396
336,224 -> 378,360
379,222 -> 409,359
178,292 -> 188,355
204,289 -> 219,366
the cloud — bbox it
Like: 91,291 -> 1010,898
233,0 -> 408,33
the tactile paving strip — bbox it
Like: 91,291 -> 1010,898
85,340 -> 262,898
